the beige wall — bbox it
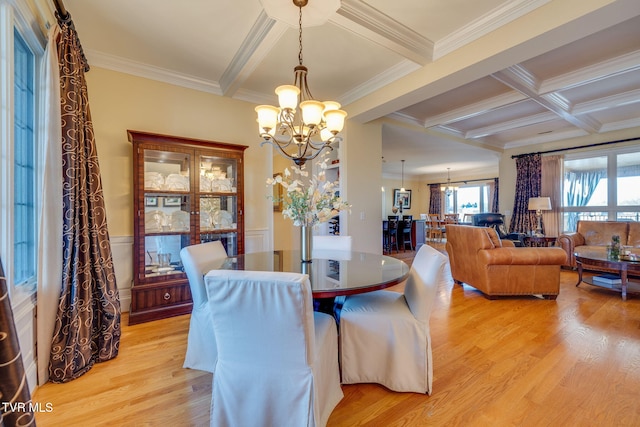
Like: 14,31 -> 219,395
381,177 -> 429,219
86,67 -> 271,241
342,120 -> 384,253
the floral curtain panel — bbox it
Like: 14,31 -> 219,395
428,184 -> 441,215
48,13 -> 121,383
0,263 -> 35,426
509,154 -> 541,234
489,178 -> 499,213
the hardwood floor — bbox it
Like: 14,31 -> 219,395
34,242 -> 640,426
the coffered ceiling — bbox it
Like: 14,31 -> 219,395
62,0 -> 640,183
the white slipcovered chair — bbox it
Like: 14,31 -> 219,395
204,270 -> 343,427
339,244 -> 453,394
179,241 -> 227,372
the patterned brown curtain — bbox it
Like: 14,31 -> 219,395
509,154 -> 541,233
491,178 -> 499,213
0,262 -> 36,426
48,13 -> 121,383
428,184 -> 442,215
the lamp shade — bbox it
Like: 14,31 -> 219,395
528,197 -> 551,211
275,85 -> 300,110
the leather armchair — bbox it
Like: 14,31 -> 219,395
445,225 -> 567,299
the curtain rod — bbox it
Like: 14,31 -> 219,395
52,0 -> 90,72
511,137 -> 640,159
53,0 -> 69,19
438,177 -> 496,185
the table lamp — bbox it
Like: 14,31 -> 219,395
528,197 -> 551,236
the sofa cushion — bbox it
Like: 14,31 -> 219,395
577,221 -> 628,246
486,227 -> 502,248
628,222 -> 640,247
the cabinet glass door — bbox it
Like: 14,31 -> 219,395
142,149 -> 191,279
198,154 -> 238,255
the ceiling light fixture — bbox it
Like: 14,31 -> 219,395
440,168 -> 458,196
255,0 -> 347,166
400,159 -> 406,192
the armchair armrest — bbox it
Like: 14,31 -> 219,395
558,232 -> 585,268
479,247 -> 567,266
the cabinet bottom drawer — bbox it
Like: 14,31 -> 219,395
129,284 -> 193,325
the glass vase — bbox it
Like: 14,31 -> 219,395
300,225 -> 313,263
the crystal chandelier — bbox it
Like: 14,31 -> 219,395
440,168 -> 458,196
255,0 -> 347,166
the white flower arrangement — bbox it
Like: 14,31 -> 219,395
267,156 -> 350,227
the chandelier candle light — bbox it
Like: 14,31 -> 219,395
441,168 -> 458,196
255,0 -> 347,166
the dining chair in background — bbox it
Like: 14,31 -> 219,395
400,218 -> 413,251
427,214 -> 445,242
204,270 -> 343,426
386,218 -> 399,253
444,213 -> 459,224
179,240 -> 227,372
339,244 -> 454,394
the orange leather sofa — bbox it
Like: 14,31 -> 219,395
558,220 -> 640,268
445,225 -> 567,299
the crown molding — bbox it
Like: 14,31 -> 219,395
333,0 -> 433,64
340,60 -> 420,106
434,0 -> 551,59
85,49 -> 222,95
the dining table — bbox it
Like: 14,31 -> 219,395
219,249 -> 410,314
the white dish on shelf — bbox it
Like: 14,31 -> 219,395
211,178 -> 232,192
171,210 -> 190,231
156,266 -> 174,273
213,210 -> 233,229
165,173 -> 190,191
144,172 -> 164,190
145,210 -> 166,233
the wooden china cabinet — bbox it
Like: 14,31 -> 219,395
127,130 -> 247,324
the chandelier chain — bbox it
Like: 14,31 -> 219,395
298,5 -> 303,66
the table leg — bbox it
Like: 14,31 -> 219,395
576,262 -> 584,287
621,269 -> 628,301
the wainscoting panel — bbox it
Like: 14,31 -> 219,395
110,236 -> 133,313
245,228 -> 270,253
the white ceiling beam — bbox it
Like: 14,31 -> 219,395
219,11 -> 288,97
465,112 -> 558,139
421,92 -> 527,128
600,117 -> 640,133
539,50 -> 640,94
331,0 -> 433,65
572,88 -> 640,115
492,66 -> 601,133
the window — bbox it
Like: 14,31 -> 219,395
562,149 -> 640,231
13,30 -> 36,285
0,3 -> 45,293
447,184 -> 491,215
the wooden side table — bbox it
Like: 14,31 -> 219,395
524,236 -> 557,247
